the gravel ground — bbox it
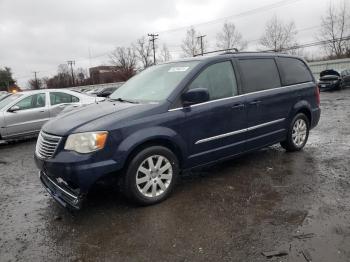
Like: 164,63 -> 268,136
0,89 -> 349,262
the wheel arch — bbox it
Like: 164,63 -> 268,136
290,101 -> 312,125
116,127 -> 187,170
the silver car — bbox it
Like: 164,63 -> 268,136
0,91 -> 11,101
0,89 -> 103,140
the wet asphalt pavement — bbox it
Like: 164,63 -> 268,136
0,89 -> 350,262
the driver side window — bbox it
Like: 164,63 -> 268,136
14,93 -> 46,111
188,61 -> 238,100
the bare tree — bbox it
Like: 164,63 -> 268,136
109,47 -> 137,80
216,22 -> 247,51
181,27 -> 206,57
76,67 -> 88,85
133,36 -> 153,69
318,1 -> 350,58
158,44 -> 172,62
28,78 -> 42,90
57,64 -> 70,75
57,64 -> 71,87
260,15 -> 298,53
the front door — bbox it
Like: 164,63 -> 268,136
4,93 -> 50,138
182,60 -> 247,167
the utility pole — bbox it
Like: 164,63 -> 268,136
197,35 -> 206,56
33,71 -> 39,89
67,60 -> 75,86
148,33 -> 159,65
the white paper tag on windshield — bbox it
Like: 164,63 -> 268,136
168,67 -> 189,72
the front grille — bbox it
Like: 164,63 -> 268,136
35,131 -> 62,159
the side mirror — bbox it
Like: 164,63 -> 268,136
181,88 -> 209,107
8,105 -> 20,112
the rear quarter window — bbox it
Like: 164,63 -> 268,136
277,57 -> 313,86
238,58 -> 281,94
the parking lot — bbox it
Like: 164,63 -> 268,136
0,89 -> 349,262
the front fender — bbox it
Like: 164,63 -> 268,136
115,126 -> 187,167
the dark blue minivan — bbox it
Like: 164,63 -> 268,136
35,52 -> 321,209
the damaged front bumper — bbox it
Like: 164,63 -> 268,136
39,171 -> 84,210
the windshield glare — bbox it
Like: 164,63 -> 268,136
110,61 -> 199,102
0,94 -> 22,110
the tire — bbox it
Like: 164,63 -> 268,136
122,146 -> 179,205
280,113 -> 310,152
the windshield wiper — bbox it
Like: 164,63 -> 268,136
108,97 -> 139,104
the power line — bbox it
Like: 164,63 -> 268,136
70,0 -> 307,63
198,36 -> 350,56
148,33 -> 159,64
155,0 -> 304,34
278,35 -> 350,51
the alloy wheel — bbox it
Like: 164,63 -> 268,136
136,155 -> 173,198
292,119 -> 307,147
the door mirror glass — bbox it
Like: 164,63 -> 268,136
181,88 -> 209,107
8,105 -> 20,112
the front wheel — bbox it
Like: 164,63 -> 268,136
281,113 -> 310,152
122,146 -> 179,205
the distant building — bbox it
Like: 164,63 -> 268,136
89,66 -> 127,84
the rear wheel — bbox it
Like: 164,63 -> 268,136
281,113 -> 310,152
122,146 -> 179,205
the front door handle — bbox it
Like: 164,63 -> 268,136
232,103 -> 245,110
249,100 -> 261,106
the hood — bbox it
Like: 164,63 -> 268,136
319,75 -> 340,81
42,100 -> 161,136
320,69 -> 340,78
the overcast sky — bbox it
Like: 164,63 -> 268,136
0,0 -> 334,87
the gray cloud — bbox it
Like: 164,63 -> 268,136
0,0 -> 332,87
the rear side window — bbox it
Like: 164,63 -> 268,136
50,92 -> 79,105
238,59 -> 281,94
277,57 -> 313,85
188,61 -> 238,100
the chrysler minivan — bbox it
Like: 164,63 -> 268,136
35,53 -> 321,209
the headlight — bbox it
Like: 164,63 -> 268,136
64,131 -> 108,153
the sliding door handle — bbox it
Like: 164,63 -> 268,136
249,100 -> 261,105
232,103 -> 245,110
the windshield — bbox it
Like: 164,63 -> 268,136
0,94 -> 22,110
110,61 -> 199,102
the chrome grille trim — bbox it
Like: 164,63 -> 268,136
35,131 -> 62,159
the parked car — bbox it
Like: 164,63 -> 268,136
95,86 -> 122,97
35,53 -> 320,209
318,69 -> 341,91
0,89 -> 104,140
0,91 -> 11,101
340,69 -> 350,89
